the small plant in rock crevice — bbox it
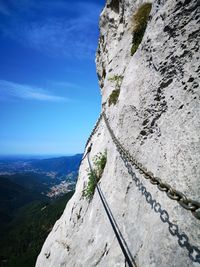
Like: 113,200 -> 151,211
83,151 -> 107,200
108,75 -> 123,106
108,89 -> 120,106
131,3 -> 152,56
108,75 -> 123,90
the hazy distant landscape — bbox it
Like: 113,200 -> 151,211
0,154 -> 82,197
0,154 -> 82,267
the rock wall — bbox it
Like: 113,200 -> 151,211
36,0 -> 200,266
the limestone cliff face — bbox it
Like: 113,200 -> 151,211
36,0 -> 200,266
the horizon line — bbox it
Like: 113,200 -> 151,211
0,153 -> 83,158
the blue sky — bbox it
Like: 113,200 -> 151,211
0,0 -> 105,156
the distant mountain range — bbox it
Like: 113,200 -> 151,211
0,154 -> 83,195
31,154 -> 83,174
0,154 -> 82,267
0,154 -> 83,228
0,154 -> 83,174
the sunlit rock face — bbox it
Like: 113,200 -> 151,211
36,0 -> 200,266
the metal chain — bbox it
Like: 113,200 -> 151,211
101,112 -> 200,220
85,113 -> 103,149
84,111 -> 200,220
123,157 -> 200,263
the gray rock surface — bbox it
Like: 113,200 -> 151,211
36,0 -> 200,266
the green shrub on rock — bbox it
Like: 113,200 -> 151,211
108,75 -> 123,90
83,151 -> 107,200
108,89 -> 120,106
131,3 -> 152,56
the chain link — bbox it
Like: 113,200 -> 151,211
84,111 -> 200,220
101,112 -> 200,220
122,156 -> 200,263
85,113 -> 103,149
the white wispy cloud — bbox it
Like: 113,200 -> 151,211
0,80 -> 70,102
50,81 -> 80,89
21,15 -> 98,58
0,1 -> 102,59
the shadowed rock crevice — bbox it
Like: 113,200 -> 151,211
107,0 -> 120,13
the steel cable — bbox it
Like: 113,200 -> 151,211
87,151 -> 136,267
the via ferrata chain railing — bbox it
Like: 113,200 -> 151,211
102,112 -> 200,220
85,113 -> 103,149
84,111 -> 200,220
86,148 -> 136,267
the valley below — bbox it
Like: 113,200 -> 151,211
0,154 -> 82,267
